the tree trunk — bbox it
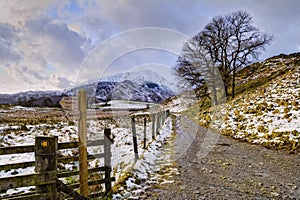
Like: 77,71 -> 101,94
225,84 -> 228,98
231,67 -> 236,98
210,67 -> 218,106
212,86 -> 217,106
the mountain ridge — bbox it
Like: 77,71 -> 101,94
0,69 -> 177,107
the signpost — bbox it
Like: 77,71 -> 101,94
78,90 -> 89,197
60,96 -> 147,120
59,96 -> 78,110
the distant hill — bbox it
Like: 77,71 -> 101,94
0,91 -> 64,107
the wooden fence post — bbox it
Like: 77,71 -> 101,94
156,113 -> 160,136
152,114 -> 155,140
104,128 -> 112,195
161,112 -> 163,125
143,118 -> 147,149
78,90 -> 89,197
35,136 -> 57,200
131,117 -> 139,159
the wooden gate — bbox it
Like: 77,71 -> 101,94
0,132 -> 113,199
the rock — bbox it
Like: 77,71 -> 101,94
270,192 -> 280,197
193,190 -> 201,194
11,170 -> 18,175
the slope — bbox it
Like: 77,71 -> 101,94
196,53 -> 300,153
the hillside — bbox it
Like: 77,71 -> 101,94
195,53 -> 300,153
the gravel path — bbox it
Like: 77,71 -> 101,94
144,115 -> 300,199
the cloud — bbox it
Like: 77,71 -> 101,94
76,27 -> 190,85
94,0 -> 207,35
0,0 -> 54,27
49,74 -> 74,89
0,1 -> 83,93
0,14 -> 88,92
24,15 -> 86,70
0,23 -> 21,64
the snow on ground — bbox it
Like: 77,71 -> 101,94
200,66 -> 300,152
0,104 -> 172,197
164,91 -> 198,113
92,100 -> 154,110
113,117 -> 179,199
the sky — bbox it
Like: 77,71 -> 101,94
0,0 -> 299,94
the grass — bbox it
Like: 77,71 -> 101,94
0,104 -> 12,110
181,102 -> 200,123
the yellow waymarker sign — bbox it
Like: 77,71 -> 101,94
41,140 -> 48,148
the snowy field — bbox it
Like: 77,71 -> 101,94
0,102 -> 174,197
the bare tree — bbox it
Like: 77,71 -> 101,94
176,10 -> 273,98
175,39 -> 224,106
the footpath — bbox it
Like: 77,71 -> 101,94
145,115 -> 300,200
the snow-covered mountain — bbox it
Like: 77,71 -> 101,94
100,69 -> 179,93
0,69 -> 178,106
68,69 -> 178,103
95,80 -> 174,103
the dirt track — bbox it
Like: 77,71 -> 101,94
145,115 -> 300,200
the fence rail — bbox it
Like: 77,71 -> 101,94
0,145 -> 35,155
0,171 -> 56,191
1,192 -> 53,200
0,161 -> 35,171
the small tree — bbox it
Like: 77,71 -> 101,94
176,10 -> 273,98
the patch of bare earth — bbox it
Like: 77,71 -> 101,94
0,108 -> 67,124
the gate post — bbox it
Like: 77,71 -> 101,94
35,136 -> 57,200
104,128 -> 112,195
